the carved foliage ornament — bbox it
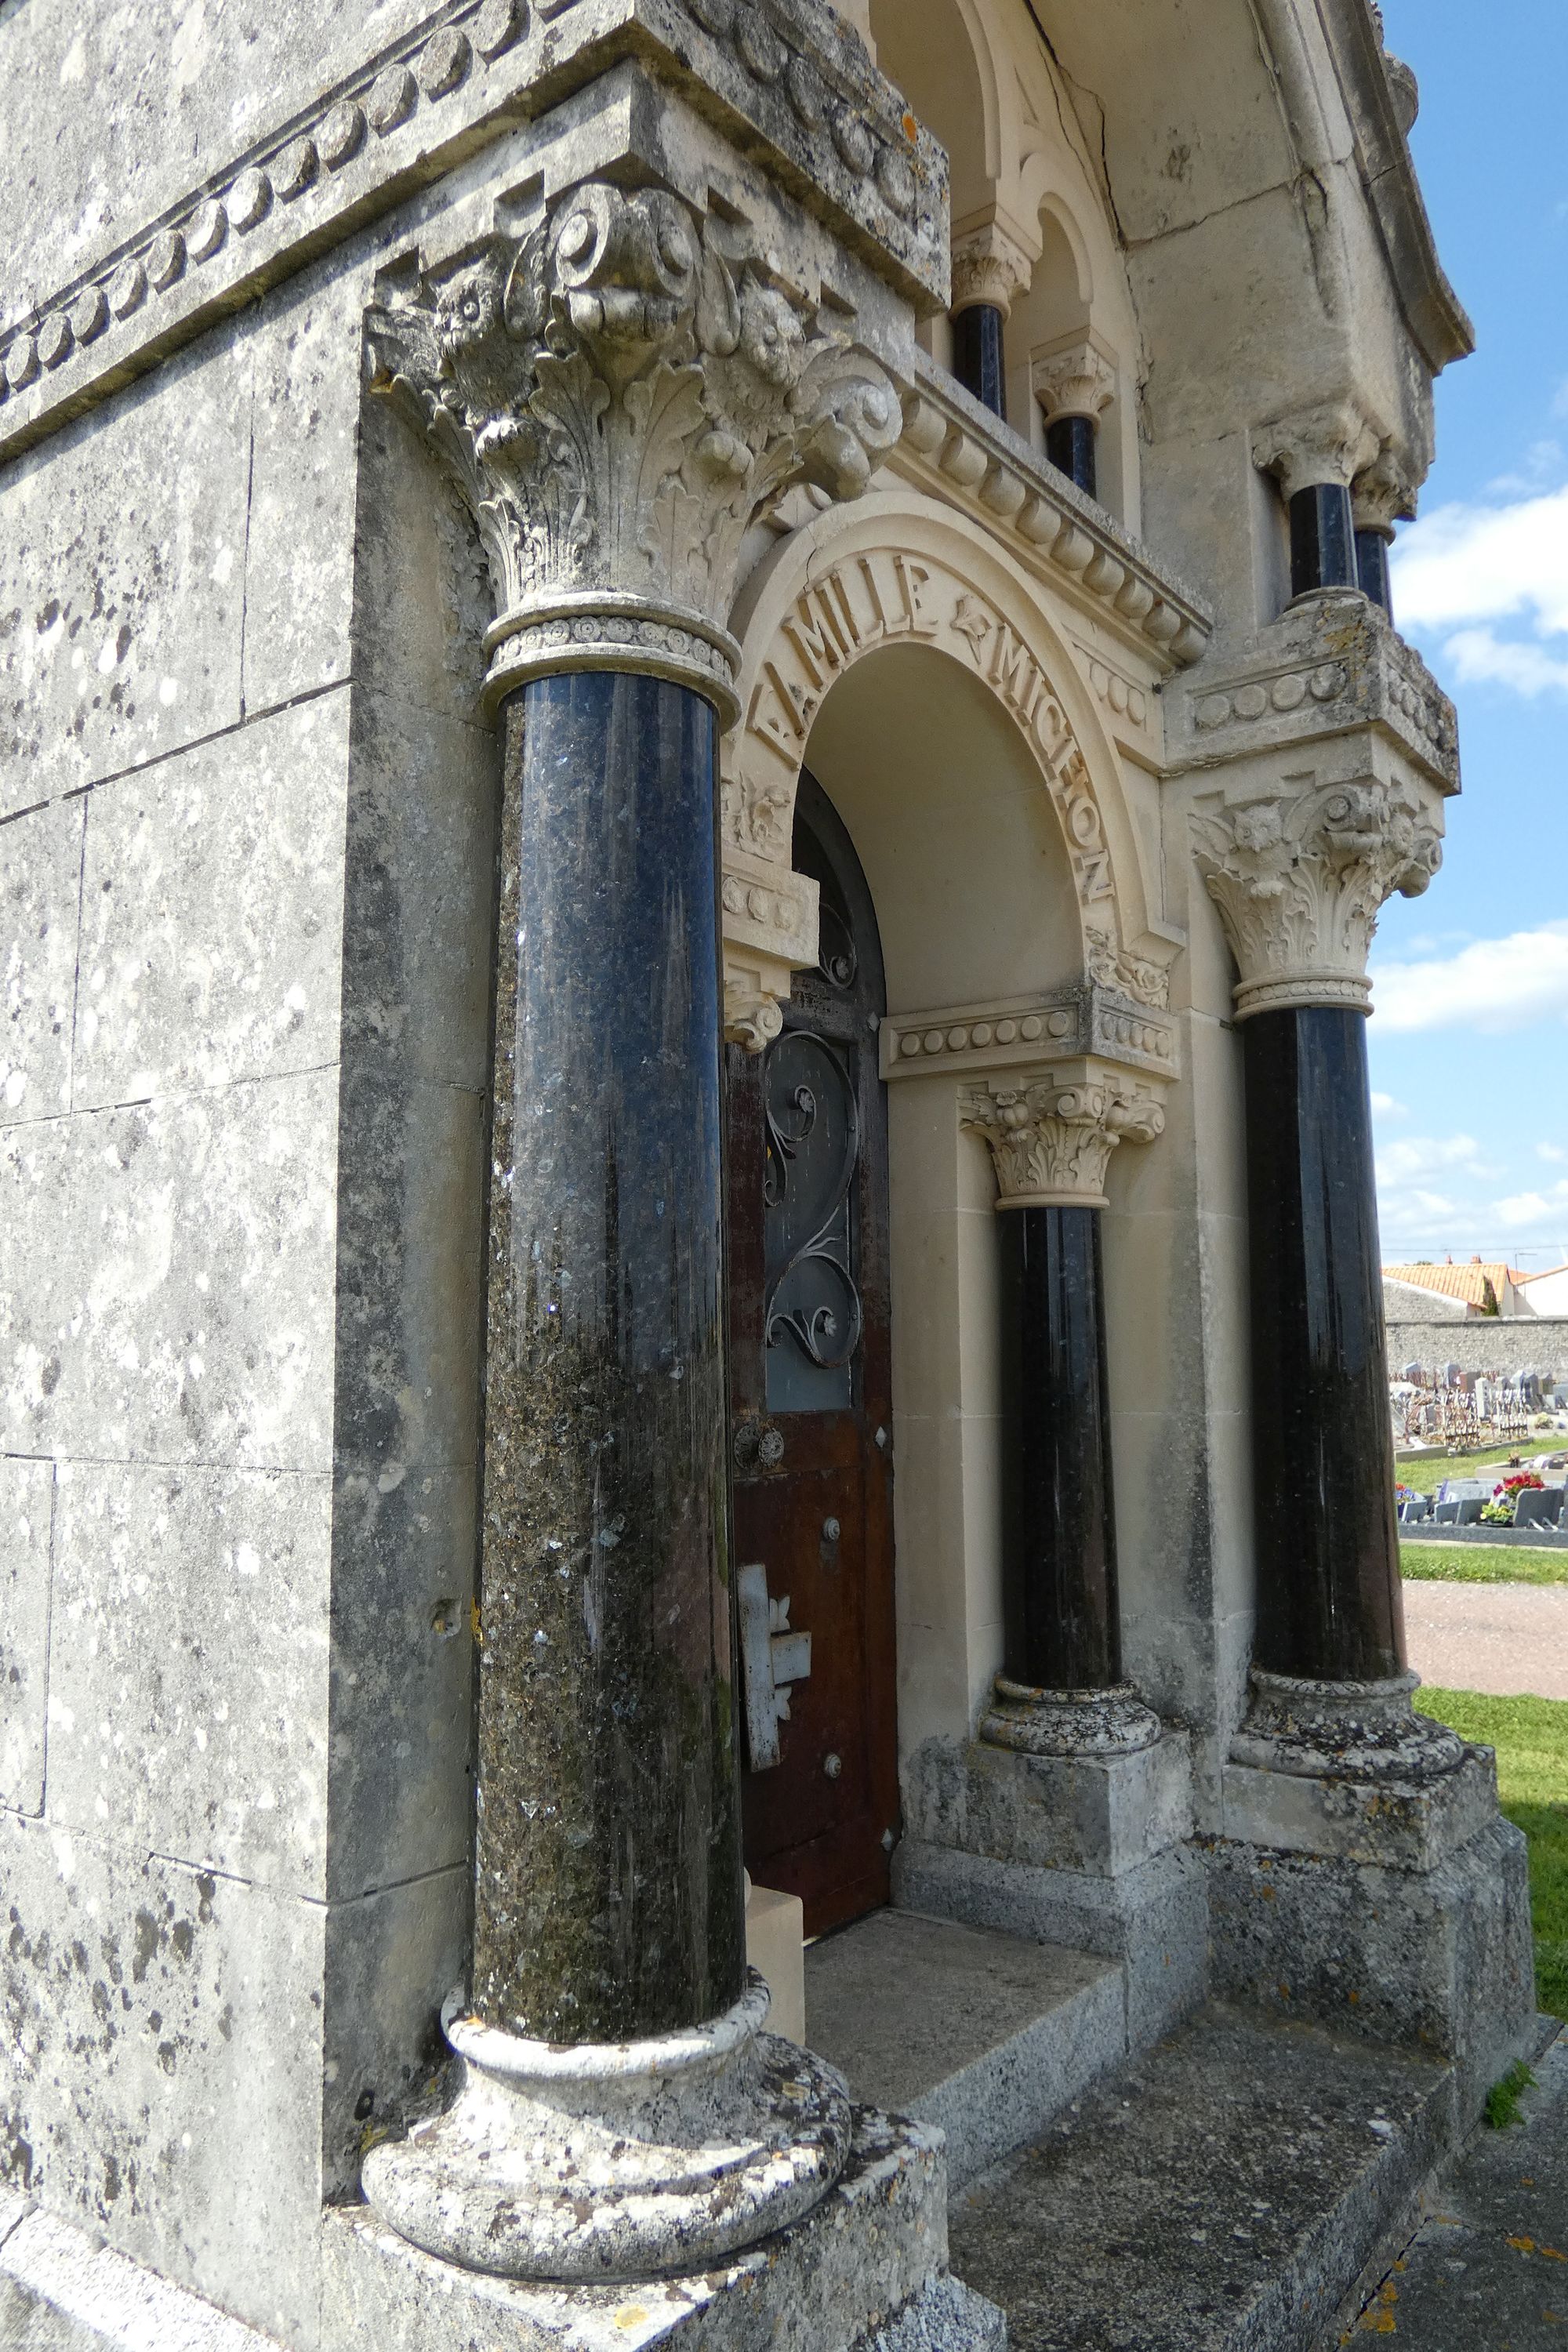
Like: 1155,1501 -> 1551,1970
1191,782 -> 1442,1019
961,1079 -> 1164,1210
365,183 -> 902,717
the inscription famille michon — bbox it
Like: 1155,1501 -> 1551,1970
735,550 -> 1116,909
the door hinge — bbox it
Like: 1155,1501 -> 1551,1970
738,1561 -> 812,1771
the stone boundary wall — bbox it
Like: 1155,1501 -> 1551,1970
1386,1317 -> 1568,1379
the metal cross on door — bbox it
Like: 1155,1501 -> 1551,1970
725,771 -> 899,1938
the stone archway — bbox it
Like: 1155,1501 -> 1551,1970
719,492 -> 1171,1047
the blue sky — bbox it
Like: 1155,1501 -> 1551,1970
1367,0 -> 1568,1267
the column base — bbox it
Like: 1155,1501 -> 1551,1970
362,1975 -> 849,2285
1229,1668 -> 1465,1783
328,2107 -> 1003,2352
897,1732 -> 1207,2048
980,1678 -> 1162,1757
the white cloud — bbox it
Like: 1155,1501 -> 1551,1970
1371,921 -> 1568,1033
1370,1091 -> 1406,1117
1539,1143 -> 1568,1163
1493,1181 -> 1568,1225
1442,627 -> 1568,696
1391,486 -> 1568,697
1375,1131 -> 1568,1256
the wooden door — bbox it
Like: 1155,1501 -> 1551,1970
725,771 -> 898,1938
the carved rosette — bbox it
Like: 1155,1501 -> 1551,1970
1191,781 -> 1443,1019
961,1076 -> 1165,1210
365,183 -> 902,723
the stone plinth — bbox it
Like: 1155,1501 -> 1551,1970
327,2108 -> 1002,2351
895,1733 -> 1207,2047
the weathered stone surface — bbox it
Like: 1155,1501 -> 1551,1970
74,691 -> 350,1109
325,2104 -> 960,2351
0,1074 -> 338,1468
947,2002 -> 1457,2352
321,1867 -> 470,2198
1220,1745 -> 1500,1871
47,1462 -> 333,1892
0,2194 -> 281,2350
0,1812 -> 326,2345
0,336 -> 249,817
1200,1815 -> 1537,2115
895,1839 -> 1209,2053
804,1908 -> 1123,2188
0,1456 -> 54,1817
902,1730 -> 1193,1878
350,398 -> 493,728
1,796 -> 82,1126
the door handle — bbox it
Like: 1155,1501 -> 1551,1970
737,1562 -> 812,1771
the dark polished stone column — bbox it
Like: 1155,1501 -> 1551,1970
1356,526 -> 1395,617
1045,414 -> 1098,501
962,1076 -> 1163,1756
953,300 -> 1007,420
477,670 -> 742,2043
1000,1207 -> 1120,1690
1243,1008 -> 1404,1684
1289,482 -> 1358,597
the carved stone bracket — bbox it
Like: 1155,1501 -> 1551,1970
960,1070 -> 1166,1210
1032,341 -> 1117,426
1191,779 -> 1442,1019
881,988 -> 1177,1083
365,180 -> 904,722
949,220 -> 1035,319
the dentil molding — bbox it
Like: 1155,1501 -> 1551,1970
1190,779 -> 1442,1019
960,1072 -> 1166,1210
365,182 -> 904,718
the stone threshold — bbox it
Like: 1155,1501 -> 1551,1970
946,1999 -> 1462,2352
804,1907 -> 1126,2189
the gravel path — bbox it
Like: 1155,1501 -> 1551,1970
1403,1577 -> 1568,1700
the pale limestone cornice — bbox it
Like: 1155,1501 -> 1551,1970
1167,591 -> 1459,794
896,351 -> 1212,673
880,989 -> 1178,1086
0,0 -> 948,471
960,1069 -> 1167,1211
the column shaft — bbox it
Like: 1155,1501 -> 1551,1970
953,302 -> 1007,420
1000,1205 -> 1121,1690
1243,1007 -> 1406,1682
1356,527 -> 1394,616
1289,482 -> 1357,596
1045,413 -> 1097,500
476,669 -> 743,2044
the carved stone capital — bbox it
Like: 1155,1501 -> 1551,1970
1251,401 -> 1381,500
365,182 -> 902,722
1191,779 -> 1443,1019
949,221 -> 1033,319
1031,341 -> 1116,426
960,1075 -> 1165,1210
1352,446 -> 1418,535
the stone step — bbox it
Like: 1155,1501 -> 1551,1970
803,1907 -> 1126,2190
947,2000 -> 1459,2352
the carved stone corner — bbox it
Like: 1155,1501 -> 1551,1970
1032,340 -> 1117,426
1250,401 -> 1382,500
364,180 -> 904,723
949,219 -> 1035,319
1189,779 -> 1443,1020
959,1068 -> 1167,1210
720,848 -> 818,1054
1352,445 -> 1419,534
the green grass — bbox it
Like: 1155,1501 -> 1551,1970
1414,1687 -> 1568,2021
1401,1541 -> 1568,1587
1484,2058 -> 1537,2129
1396,1445 -> 1544,1497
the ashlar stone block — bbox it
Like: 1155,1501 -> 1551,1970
74,691 -> 351,1109
1,796 -> 83,1127
0,335 -> 249,817
47,1462 -> 333,1894
0,1074 -> 338,1470
0,1457 -> 54,1817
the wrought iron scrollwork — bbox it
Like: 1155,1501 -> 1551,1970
762,1030 -> 863,1377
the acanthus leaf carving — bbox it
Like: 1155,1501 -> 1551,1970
1190,780 -> 1443,1019
365,183 -> 902,719
960,1076 -> 1165,1209
1083,925 -> 1170,1011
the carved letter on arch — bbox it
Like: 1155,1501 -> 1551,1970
721,546 -> 1142,1047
